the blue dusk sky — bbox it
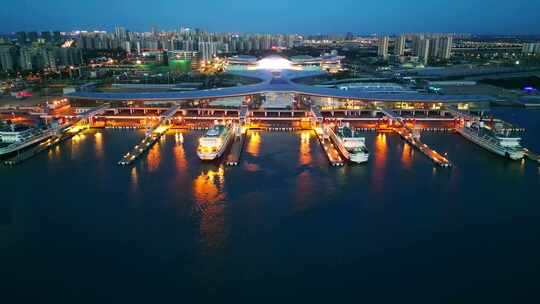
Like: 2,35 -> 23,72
1,0 -> 539,34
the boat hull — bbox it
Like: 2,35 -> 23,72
197,131 -> 233,161
328,127 -> 369,164
0,131 -> 54,156
349,152 -> 370,163
457,127 -> 524,160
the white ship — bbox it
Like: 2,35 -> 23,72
328,125 -> 369,163
0,124 -> 55,156
456,120 -> 525,160
197,124 -> 234,161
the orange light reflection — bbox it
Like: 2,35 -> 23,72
246,131 -> 261,157
146,143 -> 161,172
299,131 -> 312,165
193,167 -> 228,255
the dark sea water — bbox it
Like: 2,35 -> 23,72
2,108 -> 540,303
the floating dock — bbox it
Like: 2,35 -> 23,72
315,129 -> 345,167
118,104 -> 180,166
394,127 -> 452,167
3,136 -> 58,166
3,124 -> 89,166
225,132 -> 246,166
524,148 -> 540,163
376,106 -> 451,167
118,133 -> 161,166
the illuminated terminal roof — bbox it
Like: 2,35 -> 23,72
66,56 -> 494,103
255,56 -> 296,70
227,55 -> 258,65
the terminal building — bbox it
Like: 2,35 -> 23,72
66,55 -> 493,112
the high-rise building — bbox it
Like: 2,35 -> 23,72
115,27 -> 127,40
395,35 -> 406,56
55,47 -> 83,67
436,36 -> 453,60
427,35 -> 453,61
198,41 -> 218,62
0,45 -> 16,72
417,39 -> 430,65
16,32 -> 27,44
412,35 -> 424,56
378,36 -> 389,59
53,31 -> 62,42
41,31 -> 52,42
428,37 -> 439,60
27,32 -> 39,43
19,47 -> 35,70
522,43 -> 540,56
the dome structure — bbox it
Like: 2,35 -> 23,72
255,56 -> 294,70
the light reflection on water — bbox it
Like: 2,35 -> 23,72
401,142 -> 413,169
299,131 -> 312,166
146,143 -> 161,172
131,166 -> 138,190
192,166 -> 228,255
4,112 -> 540,301
94,131 -> 103,157
70,133 -> 84,158
371,133 -> 388,194
173,132 -> 188,172
294,170 -> 314,212
246,131 -> 261,157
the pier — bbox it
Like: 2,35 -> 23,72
118,104 -> 181,166
315,127 -> 345,167
394,127 -> 452,167
2,104 -> 109,166
524,148 -> 540,163
225,127 -> 246,166
378,107 -> 452,167
445,105 -> 535,161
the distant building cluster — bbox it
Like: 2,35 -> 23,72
1,26 -> 539,78
0,31 -> 82,73
522,43 -> 540,56
79,27 -> 303,64
378,34 -> 453,65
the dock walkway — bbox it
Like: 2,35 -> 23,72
315,130 -> 345,167
524,148 -> 540,163
394,127 -> 451,167
378,106 -> 451,167
226,132 -> 245,166
118,104 -> 181,166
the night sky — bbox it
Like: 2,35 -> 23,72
1,0 -> 539,34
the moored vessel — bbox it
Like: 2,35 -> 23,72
197,124 -> 235,161
328,124 -> 369,163
456,120 -> 525,160
0,123 -> 55,156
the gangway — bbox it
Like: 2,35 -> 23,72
377,107 -> 401,121
77,103 -> 110,119
118,104 -> 181,166
524,148 -> 540,163
378,106 -> 451,167
444,105 -> 474,120
226,125 -> 246,166
310,105 -> 324,122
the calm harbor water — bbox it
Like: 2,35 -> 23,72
2,108 -> 540,303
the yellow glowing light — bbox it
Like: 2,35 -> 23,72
256,56 -> 294,70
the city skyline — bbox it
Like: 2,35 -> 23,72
1,0 -> 540,35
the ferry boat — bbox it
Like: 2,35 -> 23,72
197,124 -> 234,160
329,125 -> 369,163
456,120 -> 525,160
0,123 -> 55,156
